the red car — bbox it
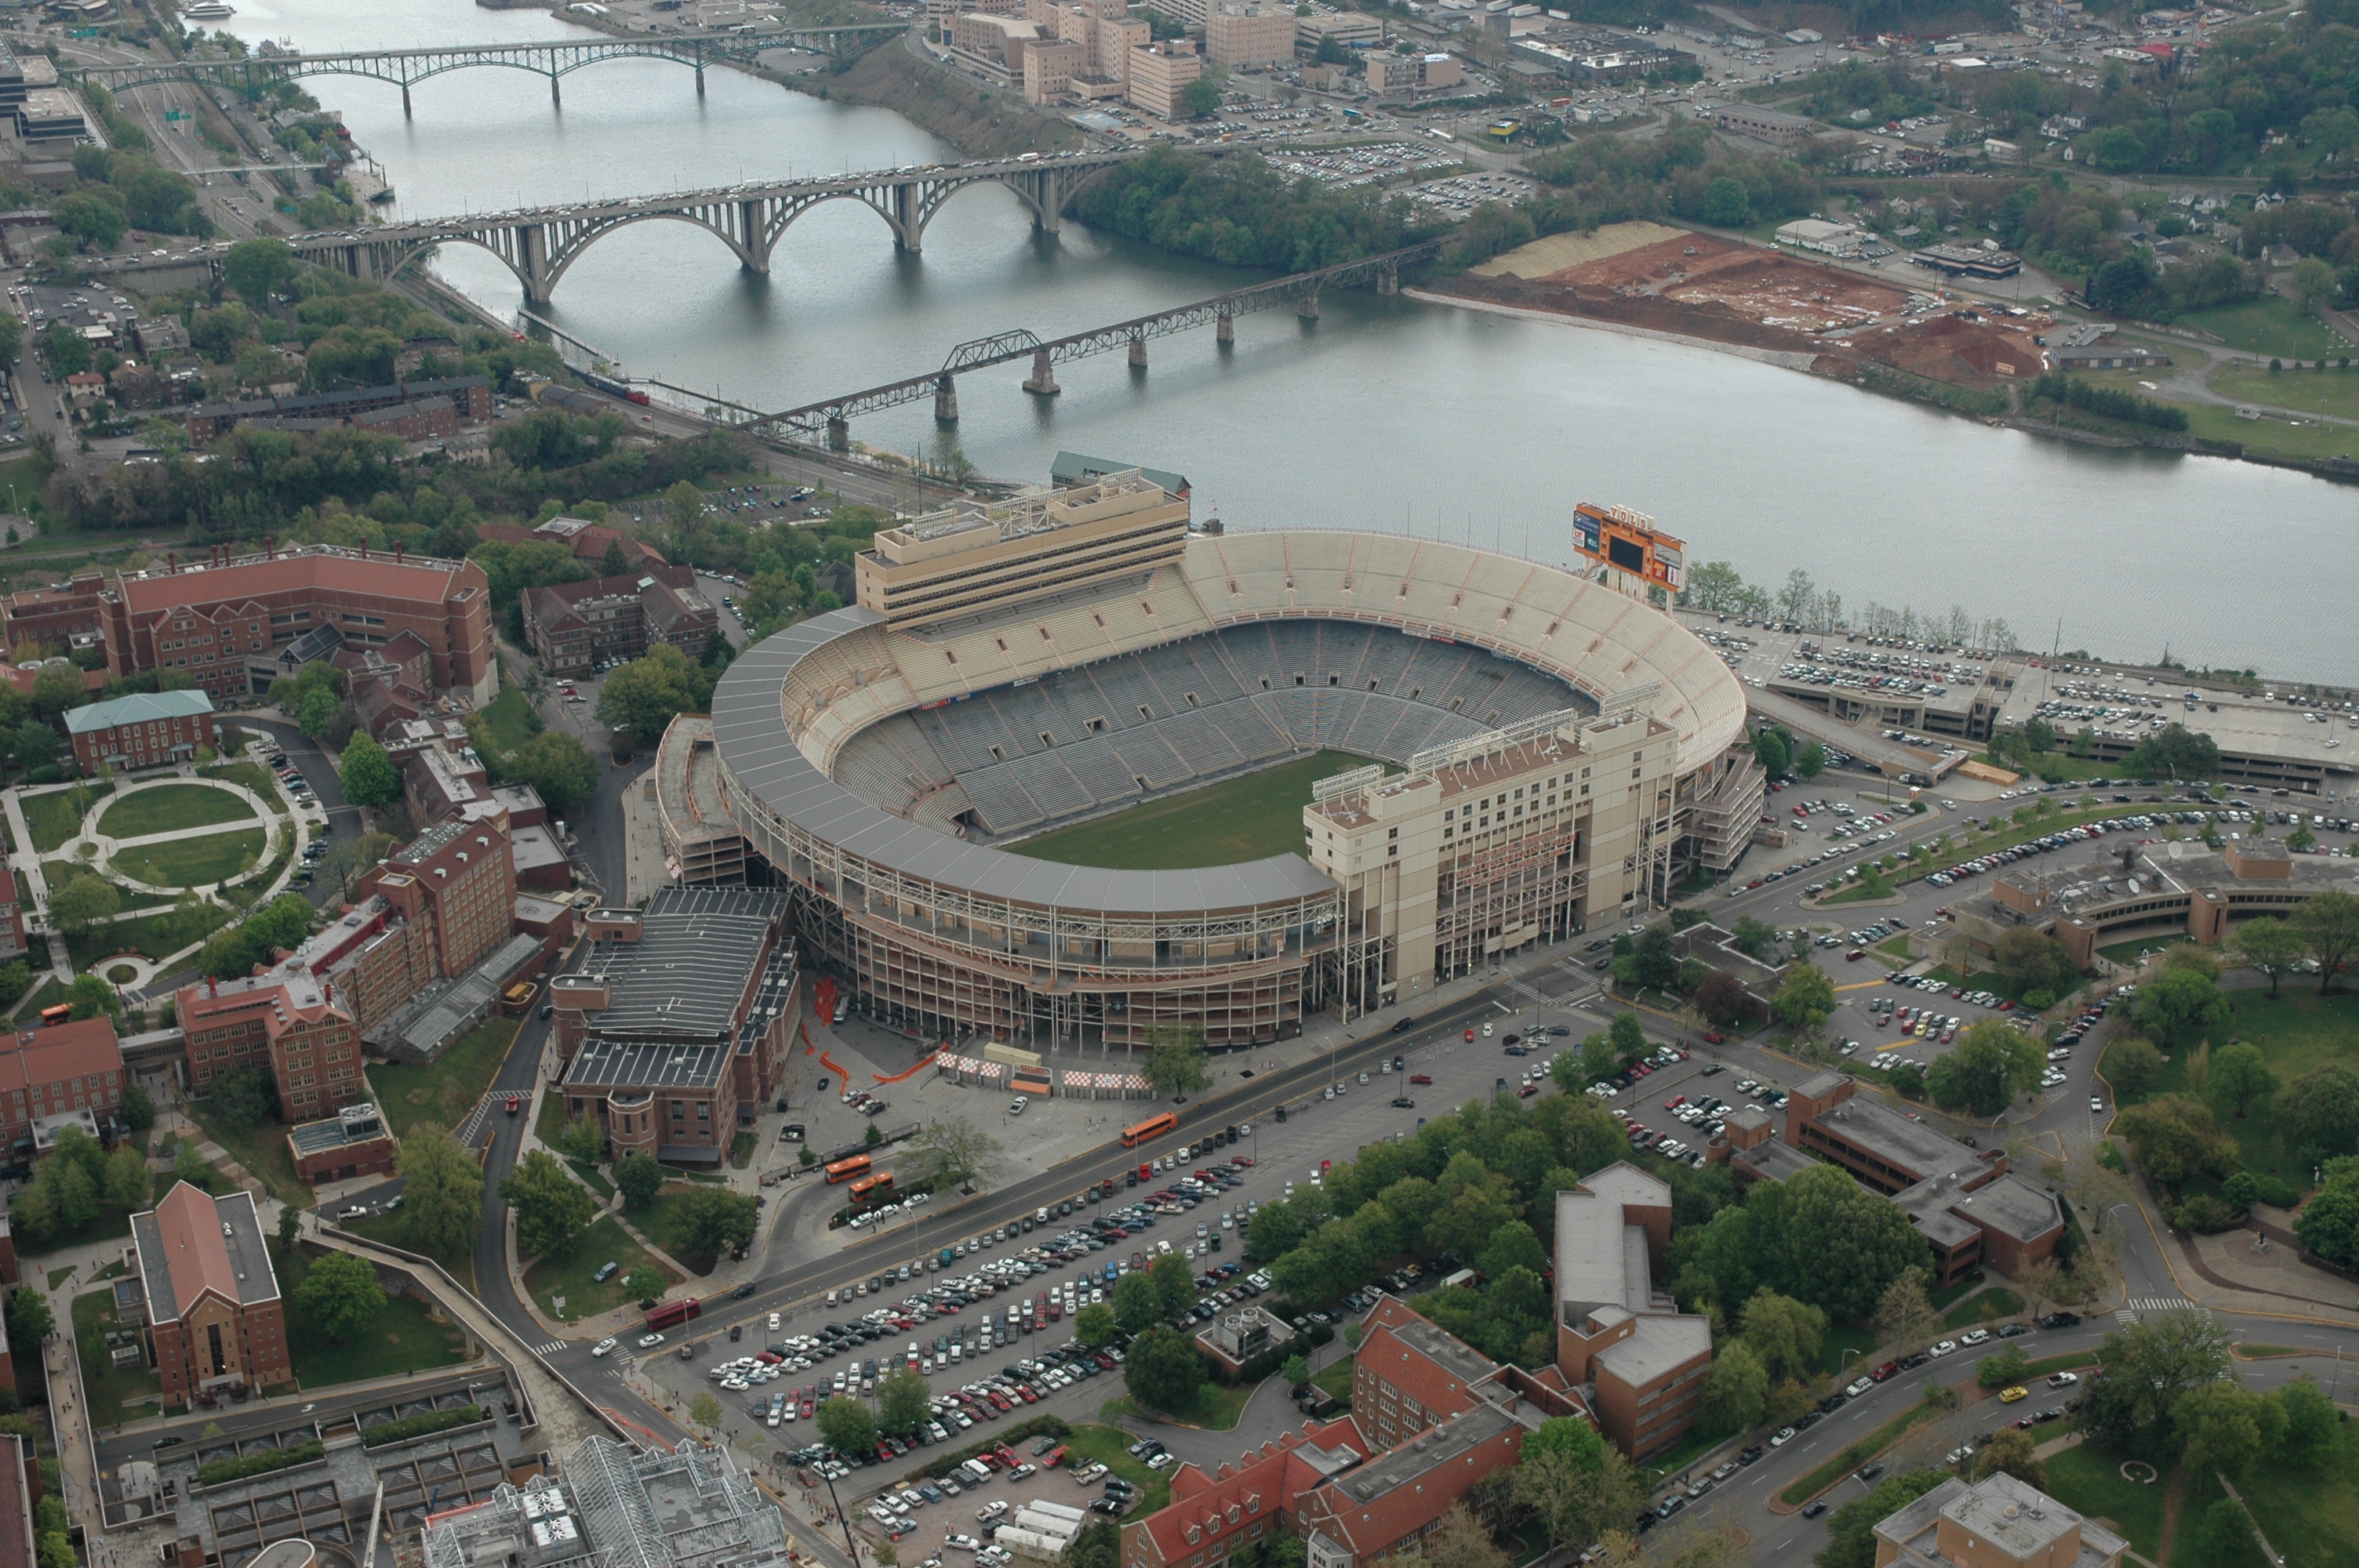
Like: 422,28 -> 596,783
1408,1073 -> 1433,1085
506,1093 -> 522,1116
1997,1000 -> 2016,1011
1464,1029 -> 1476,1042
1703,1032 -> 1725,1045
1664,1094 -> 1686,1109
1516,1084 -> 1539,1098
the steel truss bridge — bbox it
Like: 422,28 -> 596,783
282,151 -> 1145,307
59,27 -> 909,111
715,239 -> 1444,442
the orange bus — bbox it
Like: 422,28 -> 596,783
1121,1112 -> 1178,1149
824,1153 -> 874,1185
36,1004 -> 69,1029
849,1171 -> 896,1203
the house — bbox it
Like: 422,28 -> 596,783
63,372 -> 104,406
128,1183 -> 290,1401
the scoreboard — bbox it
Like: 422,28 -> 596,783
1572,502 -> 1685,593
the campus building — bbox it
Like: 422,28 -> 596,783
473,514 -> 670,574
1551,1165 -> 1714,1459
547,888 -> 798,1162
363,818 -> 525,985
1205,2 -> 1295,67
128,1183 -> 290,1402
1870,1471 -> 2126,1568
520,564 -> 718,676
0,1015 -> 128,1159
176,960 -> 365,1126
1727,1072 -> 2064,1284
181,376 -> 494,445
286,1102 -> 397,1185
0,545 -> 498,705
64,688 -> 217,775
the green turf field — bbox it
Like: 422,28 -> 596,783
1012,750 -> 1381,870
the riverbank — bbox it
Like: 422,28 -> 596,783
803,39 -> 1081,158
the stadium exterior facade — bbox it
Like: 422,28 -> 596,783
703,476 -> 1754,1051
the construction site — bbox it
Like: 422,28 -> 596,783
1443,222 -> 2052,392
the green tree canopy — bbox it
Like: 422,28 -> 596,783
1123,1325 -> 1203,1411
338,732 -> 402,808
501,1149 -> 595,1258
397,1121 -> 482,1262
616,1149 -> 663,1207
594,644 -> 712,746
291,1250 -> 386,1342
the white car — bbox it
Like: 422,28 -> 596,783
769,1312 -> 782,1330
945,1537 -> 983,1553
1927,1340 -> 1957,1358
1768,1427 -> 1797,1447
638,1333 -> 666,1348
1009,1096 -> 1029,1115
1959,1329 -> 1990,1347
1845,1377 -> 1871,1398
2046,1372 -> 2080,1388
591,1338 -> 619,1357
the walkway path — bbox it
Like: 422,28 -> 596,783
2,786 -> 71,984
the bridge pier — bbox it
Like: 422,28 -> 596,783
402,85 -> 413,118
1378,263 -> 1398,296
1023,349 -> 1060,397
1216,309 -> 1234,347
551,73 -> 562,107
827,417 -> 850,451
934,375 -> 958,424
1297,289 -> 1321,321
892,182 -> 921,252
1127,332 -> 1145,371
1032,172 -> 1062,237
696,67 -> 706,94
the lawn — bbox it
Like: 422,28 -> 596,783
1810,1322 -> 1883,1379
2100,989 -> 2358,1194
45,858 -> 172,913
522,1214 -> 678,1323
202,759 -> 293,815
110,826 -> 268,887
1312,1352 -> 1355,1405
2175,297 -> 2352,360
730,1131 -> 755,1169
180,1098 -> 311,1209
96,783 -> 260,839
343,1208 -> 478,1294
1939,1287 -> 2024,1329
1012,751 -> 1380,871
278,1245 -> 473,1386
1058,1423 -> 1172,1512
2227,1412 -> 2359,1566
2095,933 -> 2196,967
64,901 -> 233,972
2041,1442 -> 2166,1562
638,1182 -> 729,1273
366,1018 -> 518,1140
478,685 -> 543,756
9,975 -> 66,1025
2210,362 -> 2359,421
2181,400 -> 2359,462
24,785 -> 107,853
1114,1379 -> 1255,1431
569,1159 -> 616,1201
72,1288 -> 164,1424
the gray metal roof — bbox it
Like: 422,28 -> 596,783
709,610 -> 1346,917
571,887 -> 785,1040
567,1039 -> 732,1093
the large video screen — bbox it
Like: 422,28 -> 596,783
1607,534 -> 1647,573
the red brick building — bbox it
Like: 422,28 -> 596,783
362,818 -> 521,984
129,1183 -> 290,1401
0,856 -> 27,967
287,1102 -> 397,1185
521,564 -> 718,676
1552,1164 -> 1715,1460
176,962 -> 365,1125
0,1433 -> 32,1568
0,544 -> 498,706
64,689 -> 217,775
476,515 -> 668,572
182,376 -> 493,445
0,1015 -> 127,1156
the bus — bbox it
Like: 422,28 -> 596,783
1121,1112 -> 1178,1149
825,1153 -> 874,1185
35,1004 -> 69,1029
849,1171 -> 896,1203
644,1296 -> 703,1332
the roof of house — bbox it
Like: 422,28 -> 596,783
130,1182 -> 278,1324
63,688 -> 215,735
0,1016 -> 121,1106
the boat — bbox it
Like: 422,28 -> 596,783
183,2 -> 234,17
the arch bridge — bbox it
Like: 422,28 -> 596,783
292,151 -> 1145,307
60,27 -> 909,111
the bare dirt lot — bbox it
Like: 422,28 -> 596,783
1454,227 -> 2051,392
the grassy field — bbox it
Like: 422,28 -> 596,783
2228,1413 -> 2359,1565
65,902 -> 233,972
1112,1380 -> 1255,1431
181,1098 -> 312,1209
111,826 -> 267,887
367,1018 -> 518,1140
522,1215 -> 678,1323
1058,1423 -> 1172,1512
278,1246 -> 473,1386
1939,1286 -> 2025,1328
1012,751 -> 1380,870
202,759 -> 293,816
45,858 -> 171,913
73,1288 -> 164,1423
1810,1322 -> 1882,1379
2101,989 -> 2358,1192
343,1209 -> 477,1294
2182,400 -> 2359,462
2211,363 -> 2359,421
1312,1352 -> 1355,1404
2095,933 -> 2197,966
24,785 -> 106,852
96,783 -> 260,839
478,686 -> 543,755
2041,1442 -> 2165,1561
2175,298 -> 2353,359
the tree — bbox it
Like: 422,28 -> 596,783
1797,742 -> 1826,780
1149,1251 -> 1198,1319
2106,1036 -> 2167,1101
1110,1269 -> 1160,1333
64,973 -> 120,1022
502,1150 -> 597,1258
2278,1064 -> 2359,1160
1772,964 -> 1837,1034
2291,889 -> 2359,994
616,1150 -> 663,1207
1994,927 -> 2073,993
4,1288 -> 52,1348
1741,1289 -> 1828,1385
1143,1026 -> 1212,1098
1754,727 -> 1790,779
1974,1427 -> 2045,1490
1608,1011 -> 1649,1066
1074,1302 -> 1116,1348
2114,1097 -> 2236,1191
672,1186 -> 760,1258
2125,724 -> 2219,781
2134,967 -> 2231,1044
9,722 -> 56,772
2016,1258 -> 2062,1322
1512,1422 -> 1635,1562
1179,75 -> 1222,117
1976,1344 -> 2030,1389
1874,1269 -> 1936,1356
338,733 -> 402,809
298,688 -> 349,745
1062,1522 -> 1121,1568
1124,1325 -> 1203,1410
595,644 -> 709,746
549,1117 -> 606,1163
1752,1165 -> 1935,1322
103,1142 -> 151,1209
1927,1020 -> 2048,1117
905,1116 -> 1004,1192
623,1265 -> 666,1302
2207,1040 -> 2277,1119
511,731 -> 599,816
47,874 -> 119,936
2269,1375 -> 2338,1465
1699,1338 -> 1768,1435
878,1363 -> 932,1433
398,1122 -> 484,1262
2295,1157 -> 2359,1266
2074,1309 -> 2234,1461
688,1389 -> 724,1433
1625,926 -> 1680,993
222,237 -> 297,307
292,1250 -> 386,1342
1694,969 -> 1747,1027
1816,1470 -> 1951,1568
1415,1508 -> 1507,1568
276,1202 -> 301,1252
1732,917 -> 1779,962
2175,1379 -> 2264,1490
817,1394 -> 877,1457
2226,916 -> 2303,999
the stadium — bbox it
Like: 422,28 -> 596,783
691,471 -> 1757,1051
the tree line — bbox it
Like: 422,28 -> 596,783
1675,561 -> 2017,655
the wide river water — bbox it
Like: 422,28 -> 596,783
220,0 -> 2358,681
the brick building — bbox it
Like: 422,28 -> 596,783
1552,1164 -> 1715,1460
475,515 -> 669,574
1871,1471 -> 2126,1568
287,1102 -> 396,1185
0,545 -> 499,706
0,855 -> 27,967
182,376 -> 493,445
176,960 -> 365,1125
1728,1072 -> 2063,1284
363,818 -> 522,983
1205,2 -> 1294,67
549,888 -> 797,1162
0,1433 -> 31,1568
129,1183 -> 289,1401
0,1015 -> 126,1159
64,688 -> 216,775
520,564 -> 718,676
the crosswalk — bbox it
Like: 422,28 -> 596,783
533,1340 -> 570,1356
2117,1297 -> 2201,1327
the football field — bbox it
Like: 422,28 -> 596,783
1011,750 -> 1381,871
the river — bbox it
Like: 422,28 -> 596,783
220,0 -> 2359,683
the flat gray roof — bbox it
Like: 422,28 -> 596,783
1811,1090 -> 1983,1186
569,1038 -> 732,1093
1938,1171 -> 2063,1244
1593,1313 -> 1712,1388
708,608 -> 1372,918
572,887 -> 784,1040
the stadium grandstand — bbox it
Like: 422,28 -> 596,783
699,472 -> 1757,1052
